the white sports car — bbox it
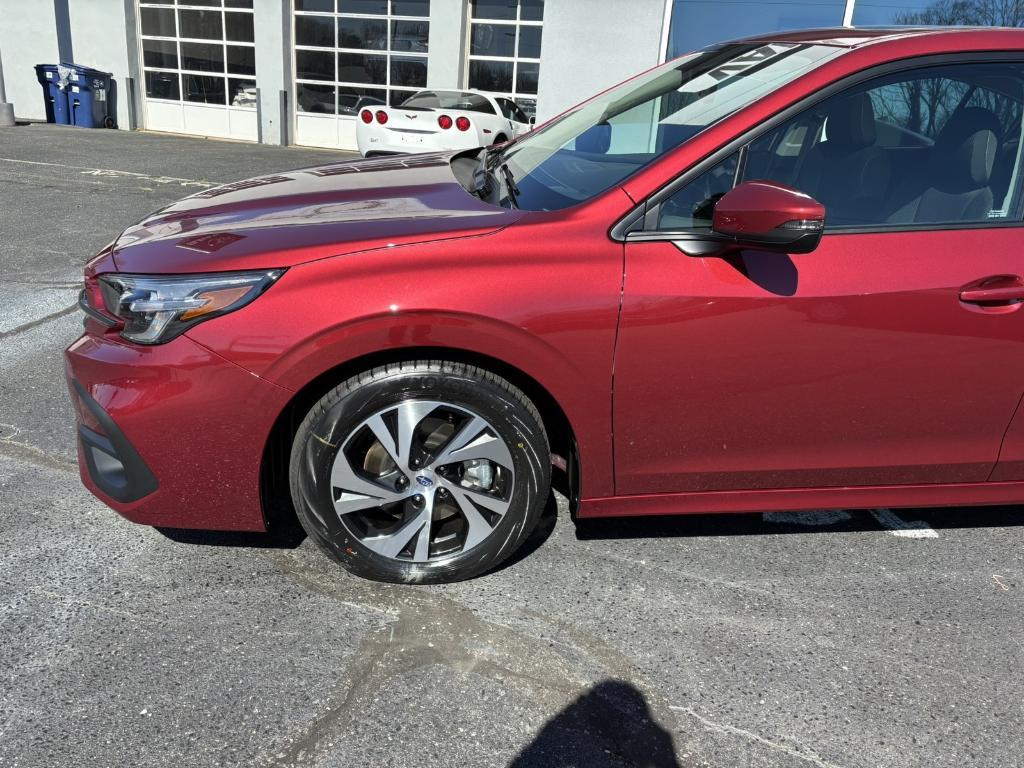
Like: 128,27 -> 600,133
356,89 -> 534,157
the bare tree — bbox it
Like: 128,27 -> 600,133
873,0 -> 1024,141
895,0 -> 1024,26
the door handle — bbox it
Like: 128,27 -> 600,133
959,285 -> 1024,302
959,275 -> 1024,311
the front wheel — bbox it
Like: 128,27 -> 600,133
289,361 -> 551,583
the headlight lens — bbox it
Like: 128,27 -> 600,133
98,270 -> 284,344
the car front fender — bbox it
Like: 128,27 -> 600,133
186,234 -> 623,499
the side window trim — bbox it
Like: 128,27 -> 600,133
611,51 -> 1024,243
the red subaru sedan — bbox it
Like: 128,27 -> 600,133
67,27 -> 1024,582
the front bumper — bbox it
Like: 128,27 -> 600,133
65,330 -> 293,531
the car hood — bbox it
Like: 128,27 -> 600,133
110,153 -> 521,273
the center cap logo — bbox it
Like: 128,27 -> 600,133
415,475 -> 434,488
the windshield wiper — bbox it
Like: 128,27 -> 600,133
498,162 -> 520,209
469,147 -> 496,199
469,147 -> 519,209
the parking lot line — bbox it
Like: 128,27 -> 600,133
0,156 -> 218,188
870,508 -> 939,539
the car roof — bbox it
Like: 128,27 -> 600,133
736,25 -> 1024,48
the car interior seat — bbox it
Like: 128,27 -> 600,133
886,107 -> 1002,225
795,92 -> 890,226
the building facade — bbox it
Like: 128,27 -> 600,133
1,0 -> 947,151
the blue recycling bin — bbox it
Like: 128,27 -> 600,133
34,64 -> 71,125
62,63 -> 115,128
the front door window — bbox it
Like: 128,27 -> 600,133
657,63 -> 1024,229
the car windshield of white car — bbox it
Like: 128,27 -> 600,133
403,91 -> 496,114
498,42 -> 843,211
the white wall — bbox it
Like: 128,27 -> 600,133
0,0 -> 133,127
535,0 -> 667,122
0,3 -> 61,122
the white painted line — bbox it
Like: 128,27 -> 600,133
669,705 -> 845,768
763,509 -> 852,526
0,157 -> 218,188
870,508 -> 939,539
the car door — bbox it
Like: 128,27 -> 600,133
614,59 -> 1024,495
508,101 -> 532,136
496,97 -> 528,137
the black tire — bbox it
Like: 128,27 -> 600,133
289,360 -> 551,583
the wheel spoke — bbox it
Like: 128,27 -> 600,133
361,506 -> 431,560
433,416 -> 514,470
331,451 -> 400,499
363,412 -> 402,468
394,400 -> 442,468
411,509 -> 433,562
445,484 -> 506,550
334,489 -> 405,516
460,484 -> 512,516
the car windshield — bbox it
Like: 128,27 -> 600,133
496,42 -> 844,211
403,91 -> 495,113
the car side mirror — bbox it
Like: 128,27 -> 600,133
712,180 -> 825,255
529,116 -> 536,126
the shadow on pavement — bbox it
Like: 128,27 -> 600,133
490,490 -> 559,572
155,521 -> 306,549
153,491 -> 561,560
574,504 -> 1024,540
509,679 -> 680,768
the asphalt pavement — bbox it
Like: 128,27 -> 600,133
1,123 -> 1022,768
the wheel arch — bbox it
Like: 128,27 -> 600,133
259,346 -> 582,535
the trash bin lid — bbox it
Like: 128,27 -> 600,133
60,62 -> 113,78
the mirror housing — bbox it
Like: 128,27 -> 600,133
712,180 -> 825,254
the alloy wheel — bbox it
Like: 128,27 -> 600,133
329,399 -> 516,562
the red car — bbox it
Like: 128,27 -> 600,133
67,27 -> 1024,583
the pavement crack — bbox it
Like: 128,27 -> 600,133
669,705 -> 846,768
595,548 -> 781,599
264,551 -> 593,767
0,304 -> 79,339
0,432 -> 77,474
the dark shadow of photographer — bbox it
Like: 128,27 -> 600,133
509,679 -> 680,768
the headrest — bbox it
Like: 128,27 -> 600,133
824,92 -> 877,152
935,107 -> 1001,192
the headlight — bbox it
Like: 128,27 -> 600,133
98,270 -> 284,345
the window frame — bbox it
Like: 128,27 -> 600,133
292,0 -> 431,115
465,0 -> 543,118
138,1 -> 257,109
613,51 -> 1024,243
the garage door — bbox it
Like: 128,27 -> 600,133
138,1 -> 258,142
292,0 -> 431,150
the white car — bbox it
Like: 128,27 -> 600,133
356,89 -> 534,157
